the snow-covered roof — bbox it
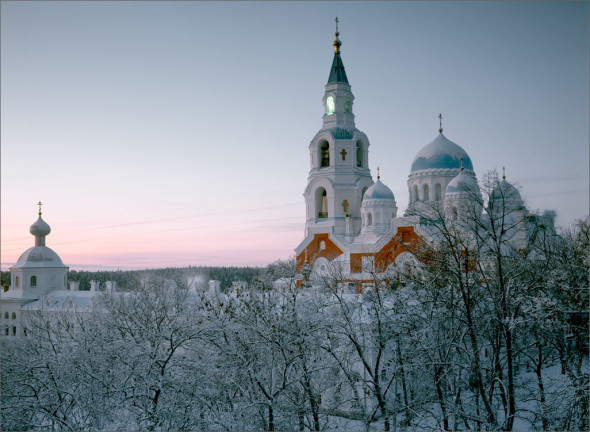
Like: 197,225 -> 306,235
0,289 -> 40,302
21,290 -> 99,312
11,246 -> 68,269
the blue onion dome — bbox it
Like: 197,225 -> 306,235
411,133 -> 474,173
446,170 -> 479,195
491,179 -> 523,206
30,216 -> 51,237
363,179 -> 395,201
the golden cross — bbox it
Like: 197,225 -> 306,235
460,157 -> 464,171
340,148 -> 347,160
503,166 -> 506,180
335,17 -> 339,34
341,200 -> 349,213
438,113 -> 443,133
377,166 -> 380,179
37,201 -> 43,216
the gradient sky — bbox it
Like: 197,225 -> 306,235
2,1 -> 588,270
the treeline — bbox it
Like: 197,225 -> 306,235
1,265 -> 269,292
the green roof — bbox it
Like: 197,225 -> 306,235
327,53 -> 349,84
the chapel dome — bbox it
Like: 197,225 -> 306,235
411,133 -> 474,173
363,179 -> 395,201
490,179 -> 523,206
446,170 -> 479,195
12,246 -> 67,269
30,216 -> 51,237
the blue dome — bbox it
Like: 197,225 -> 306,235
363,179 -> 395,201
411,133 -> 473,172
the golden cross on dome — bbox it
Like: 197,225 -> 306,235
460,157 -> 464,171
333,17 -> 341,53
438,113 -> 443,133
503,166 -> 506,180
377,166 -> 380,179
37,201 -> 43,216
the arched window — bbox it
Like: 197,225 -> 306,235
320,142 -> 330,167
368,213 -> 373,226
4,328 -> 8,336
11,313 -> 16,320
15,276 -> 19,288
326,96 -> 335,115
435,183 -> 442,201
4,312 -> 8,320
452,207 -> 458,220
12,327 -> 16,336
30,276 -> 37,287
413,185 -> 419,202
356,141 -> 362,167
316,188 -> 328,218
423,184 -> 429,201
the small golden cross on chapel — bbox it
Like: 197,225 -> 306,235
37,201 -> 43,216
342,200 -> 349,213
438,113 -> 443,133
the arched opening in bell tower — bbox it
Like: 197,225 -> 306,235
320,142 -> 330,167
356,141 -> 363,167
316,188 -> 329,218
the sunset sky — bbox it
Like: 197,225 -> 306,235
2,1 -> 588,270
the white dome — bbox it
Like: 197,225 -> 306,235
363,179 -> 395,201
411,133 -> 474,173
445,170 -> 479,195
490,179 -> 523,207
30,216 -> 51,237
11,246 -> 67,269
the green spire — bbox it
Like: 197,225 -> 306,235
327,17 -> 349,84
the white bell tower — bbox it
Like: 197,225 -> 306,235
303,19 -> 374,241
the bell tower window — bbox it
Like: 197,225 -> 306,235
320,142 -> 330,167
15,276 -> 19,288
346,98 -> 350,113
413,185 -> 419,202
326,96 -> 335,115
423,185 -> 429,201
30,275 -> 37,287
316,188 -> 328,219
356,141 -> 362,167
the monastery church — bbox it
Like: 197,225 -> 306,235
1,25 -> 557,332
294,24 -> 556,288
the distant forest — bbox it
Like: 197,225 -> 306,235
1,265 -> 272,292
